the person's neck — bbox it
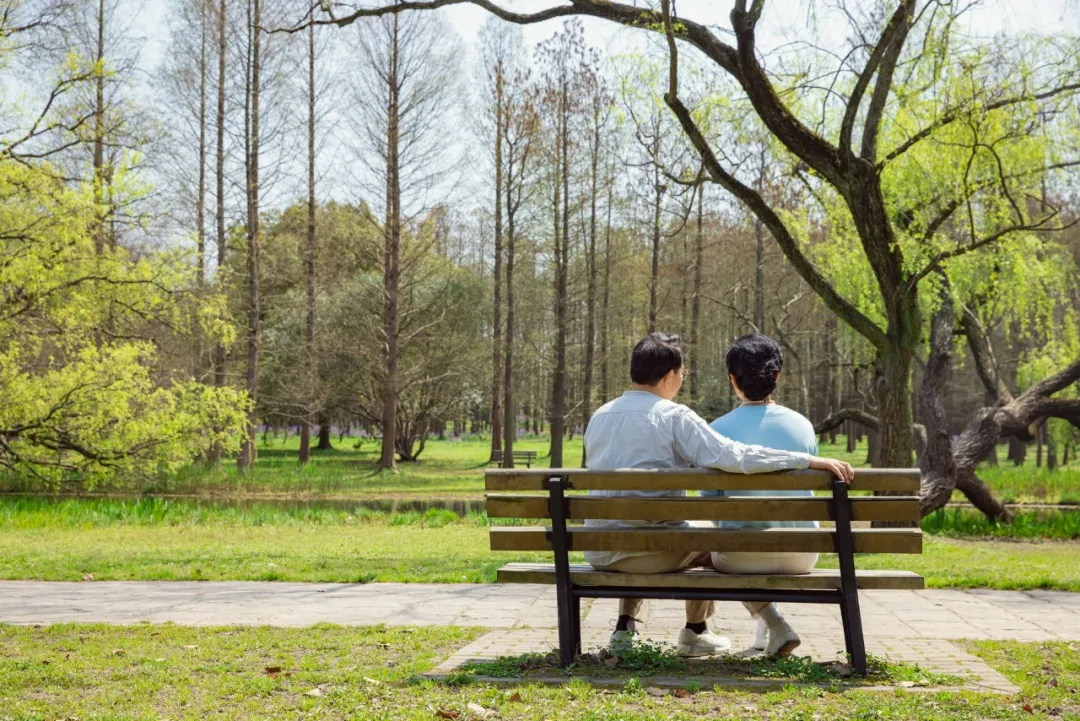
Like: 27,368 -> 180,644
739,396 -> 774,406
630,383 -> 663,397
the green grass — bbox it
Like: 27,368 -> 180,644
462,640 -> 960,686
2,431 -> 1075,503
6,494 -> 1078,540
2,513 -> 1079,589
1,624 -> 1076,720
923,507 -> 1080,540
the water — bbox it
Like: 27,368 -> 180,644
1,493 -> 487,517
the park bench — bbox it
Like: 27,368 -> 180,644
488,450 -> 539,468
484,467 -> 923,675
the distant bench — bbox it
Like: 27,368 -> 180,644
488,450 -> 538,468
484,467 -> 924,674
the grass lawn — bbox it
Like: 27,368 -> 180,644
1,624 -> 1076,720
3,519 -> 1080,590
5,433 -> 1074,503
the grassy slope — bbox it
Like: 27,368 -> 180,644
1,624 -> 1075,720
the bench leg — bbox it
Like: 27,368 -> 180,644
571,594 -> 582,659
556,585 -> 576,667
839,588 -> 867,675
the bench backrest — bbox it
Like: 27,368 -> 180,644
485,468 -> 922,556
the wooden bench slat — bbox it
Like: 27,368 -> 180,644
485,468 -> 920,493
489,526 -> 922,554
485,494 -> 921,522
496,563 -> 925,590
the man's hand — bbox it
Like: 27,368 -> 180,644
809,456 -> 855,483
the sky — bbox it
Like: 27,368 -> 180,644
120,0 -> 1078,228
133,0 -> 1078,75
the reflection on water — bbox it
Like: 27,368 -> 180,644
3,494 -> 487,517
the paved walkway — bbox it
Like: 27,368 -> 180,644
4,582 -> 1079,692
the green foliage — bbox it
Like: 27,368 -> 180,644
0,158 -> 246,489
922,508 -> 1080,540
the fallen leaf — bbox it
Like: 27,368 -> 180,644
362,677 -> 382,685
603,656 -> 620,669
41,660 -> 50,665
646,687 -> 667,697
154,658 -> 165,662
64,653 -> 71,661
898,681 -> 916,688
1048,678 -> 1059,688
467,702 -> 491,717
436,711 -> 460,720
182,645 -> 198,650
82,574 -> 94,582
673,688 -> 689,698
264,666 -> 282,676
305,687 -> 324,698
1024,703 -> 1034,713
742,705 -> 758,713
831,662 -> 852,678
111,649 -> 124,657
507,693 -> 522,703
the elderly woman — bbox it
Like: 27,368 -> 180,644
703,333 -> 821,658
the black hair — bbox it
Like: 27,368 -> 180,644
630,332 -> 684,386
726,333 -> 783,401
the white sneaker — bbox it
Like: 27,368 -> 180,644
609,617 -> 638,653
676,628 -> 732,657
609,629 -> 637,652
764,621 -> 801,658
753,617 -> 768,651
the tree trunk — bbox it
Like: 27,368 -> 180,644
648,152 -> 661,333
1008,437 -> 1027,466
92,0 -> 106,256
238,0 -> 262,472
601,175 -> 613,403
299,19 -> 317,466
196,0 -> 207,286
379,14 -> 402,472
581,105 -> 600,465
872,347 -> 916,468
501,142 -> 516,469
317,416 -> 333,451
690,182 -> 703,403
549,84 -> 569,469
489,60 -> 505,461
208,0 -> 227,465
753,217 -> 765,332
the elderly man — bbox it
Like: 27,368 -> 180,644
584,332 -> 853,657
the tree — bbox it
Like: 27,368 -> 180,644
296,12 -> 335,464
0,156 -> 246,489
350,10 -> 461,470
537,20 -> 589,468
319,0 -> 1080,476
580,51 -> 610,461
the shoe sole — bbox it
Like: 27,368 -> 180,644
769,638 -> 801,658
677,646 -> 731,658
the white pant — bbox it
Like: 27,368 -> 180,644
711,551 -> 818,616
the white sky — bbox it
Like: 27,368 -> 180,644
120,0 -> 1078,229
133,0 -> 1078,74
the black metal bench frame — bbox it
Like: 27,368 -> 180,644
545,473 -> 868,674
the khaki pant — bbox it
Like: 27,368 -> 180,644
594,550 -> 715,623
711,551 -> 818,616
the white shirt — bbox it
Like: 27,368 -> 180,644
582,390 -> 813,567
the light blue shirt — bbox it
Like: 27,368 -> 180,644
582,390 -> 813,567
704,404 -> 819,530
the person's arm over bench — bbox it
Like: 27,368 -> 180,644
673,407 -> 854,482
